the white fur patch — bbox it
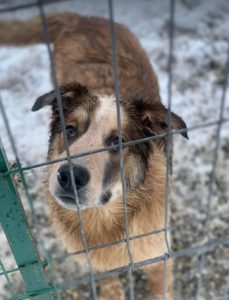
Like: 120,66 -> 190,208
95,95 -> 117,121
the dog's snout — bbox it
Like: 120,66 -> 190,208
57,164 -> 90,191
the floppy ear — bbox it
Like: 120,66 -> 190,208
31,90 -> 56,111
133,99 -> 188,139
32,82 -> 89,112
164,110 -> 189,139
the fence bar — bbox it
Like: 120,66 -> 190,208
0,258 -> 15,298
107,0 -> 135,299
1,117 -> 229,177
0,94 -> 36,218
0,143 -> 51,300
163,0 -> 176,298
204,37 -> 229,243
38,2 -> 98,299
196,36 -> 229,300
223,278 -> 229,300
165,0 -> 175,255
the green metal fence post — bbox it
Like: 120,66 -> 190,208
0,143 -> 52,300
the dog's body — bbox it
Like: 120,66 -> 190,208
0,13 -> 188,299
0,13 -> 160,100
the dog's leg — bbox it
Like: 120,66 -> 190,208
144,260 -> 174,300
99,275 -> 125,300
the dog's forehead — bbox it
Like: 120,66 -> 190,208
65,95 -> 126,154
61,94 -> 127,138
95,95 -> 117,120
72,94 -> 123,123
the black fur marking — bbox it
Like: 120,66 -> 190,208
102,161 -> 117,188
32,90 -> 56,111
100,191 -> 112,205
133,98 -> 145,112
46,82 -> 98,159
32,82 -> 89,112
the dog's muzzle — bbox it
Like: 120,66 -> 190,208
56,164 -> 90,204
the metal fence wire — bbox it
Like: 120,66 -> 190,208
0,0 -> 229,299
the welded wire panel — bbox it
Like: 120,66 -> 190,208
0,0 -> 229,299
0,258 -> 15,299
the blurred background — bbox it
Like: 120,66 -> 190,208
0,0 -> 228,299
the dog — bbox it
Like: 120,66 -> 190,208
0,12 -> 188,299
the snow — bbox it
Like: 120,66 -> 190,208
0,0 -> 228,164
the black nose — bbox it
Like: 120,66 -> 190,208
57,164 -> 90,192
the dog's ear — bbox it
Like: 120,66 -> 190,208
133,99 -> 188,139
32,90 -> 56,111
32,82 -> 89,112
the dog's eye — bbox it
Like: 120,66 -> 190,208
108,136 -> 125,148
66,125 -> 77,139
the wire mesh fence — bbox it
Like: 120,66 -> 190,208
0,0 -> 229,299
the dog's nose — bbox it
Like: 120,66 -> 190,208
57,164 -> 90,191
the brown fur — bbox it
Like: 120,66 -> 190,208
0,13 -> 188,299
47,148 -> 167,270
0,13 -> 159,100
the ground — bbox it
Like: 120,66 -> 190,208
0,0 -> 228,299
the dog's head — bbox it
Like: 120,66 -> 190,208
32,82 -> 188,211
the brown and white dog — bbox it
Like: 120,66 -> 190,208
0,13 -> 188,299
